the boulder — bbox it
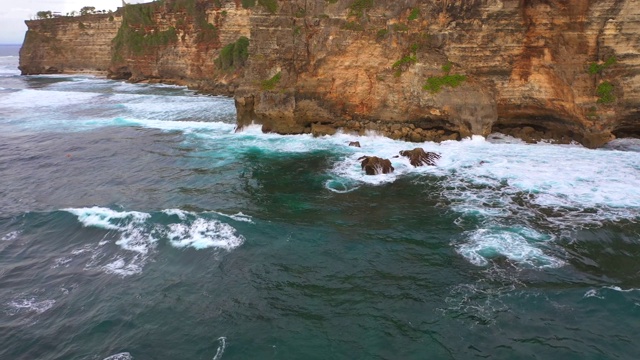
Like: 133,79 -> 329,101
348,141 -> 361,147
399,148 -> 441,167
358,156 -> 394,175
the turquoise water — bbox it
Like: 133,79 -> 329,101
1,47 -> 640,359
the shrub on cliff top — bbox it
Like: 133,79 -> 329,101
36,11 -> 53,19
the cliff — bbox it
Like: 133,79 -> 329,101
19,0 -> 640,147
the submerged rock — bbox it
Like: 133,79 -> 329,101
358,156 -> 394,175
399,148 -> 441,167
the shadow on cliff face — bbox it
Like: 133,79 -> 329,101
109,66 -> 133,81
612,112 -> 640,139
490,116 -> 608,147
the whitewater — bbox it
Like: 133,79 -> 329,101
1,47 -> 640,359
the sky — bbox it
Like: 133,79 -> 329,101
1,0 -> 147,44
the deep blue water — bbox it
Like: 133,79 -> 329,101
1,48 -> 640,359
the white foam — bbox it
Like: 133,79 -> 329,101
1,231 -> 19,241
64,207 -> 150,231
102,257 -> 143,277
212,337 -> 226,360
212,211 -> 254,223
51,257 -> 72,269
168,218 -> 245,250
456,227 -> 563,268
583,289 -> 604,299
163,208 -> 193,220
65,207 -> 156,277
7,298 -> 56,315
0,88 -> 99,109
64,207 -> 246,275
604,286 -> 640,293
103,353 -> 133,360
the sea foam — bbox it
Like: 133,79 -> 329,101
64,207 -> 246,276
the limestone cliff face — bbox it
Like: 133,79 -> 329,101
19,0 -> 640,146
108,1 -> 251,93
20,13 -> 122,74
236,0 -> 640,147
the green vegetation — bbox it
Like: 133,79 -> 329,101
408,8 -> 420,21
80,6 -> 96,16
112,0 -> 224,61
423,62 -> 467,93
112,3 -> 180,61
596,81 -> 615,103
423,74 -> 467,93
215,36 -> 250,71
349,0 -> 373,18
392,23 -> 409,32
261,72 -> 282,90
588,56 -> 617,75
78,22 -> 86,30
258,0 -> 278,13
441,61 -> 452,74
586,106 -> 599,120
376,28 -> 388,40
392,55 -> 417,76
241,0 -> 277,13
342,21 -> 365,31
36,11 -> 53,19
242,0 -> 256,8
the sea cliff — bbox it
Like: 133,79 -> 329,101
19,0 -> 640,147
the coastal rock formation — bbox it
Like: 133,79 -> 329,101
359,156 -> 394,175
19,13 -> 121,74
399,148 -> 441,167
348,141 -> 361,148
19,0 -> 640,147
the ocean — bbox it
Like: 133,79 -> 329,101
1,44 -> 640,359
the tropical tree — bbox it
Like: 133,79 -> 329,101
36,11 -> 52,19
80,6 -> 96,16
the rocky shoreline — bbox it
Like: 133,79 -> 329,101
19,0 -> 640,148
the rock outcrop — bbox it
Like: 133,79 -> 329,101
19,0 -> 640,147
359,156 -> 394,175
399,148 -> 440,167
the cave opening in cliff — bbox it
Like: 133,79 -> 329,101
612,126 -> 640,139
490,117 -> 579,144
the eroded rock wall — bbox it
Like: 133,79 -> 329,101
19,0 -> 640,146
236,0 -> 640,146
19,13 -> 122,74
